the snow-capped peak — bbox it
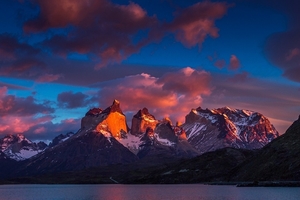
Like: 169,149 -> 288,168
182,106 -> 279,154
0,134 -> 47,161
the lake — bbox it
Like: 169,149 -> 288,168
0,184 -> 299,200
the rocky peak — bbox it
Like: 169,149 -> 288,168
103,99 -> 124,114
95,100 -> 128,138
146,127 -> 155,139
162,117 -> 173,126
0,134 -> 47,161
49,132 -> 74,148
182,106 -> 279,154
174,125 -> 187,141
85,108 -> 103,116
131,108 -> 158,136
135,107 -> 151,118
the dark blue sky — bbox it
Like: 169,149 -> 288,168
0,0 -> 299,141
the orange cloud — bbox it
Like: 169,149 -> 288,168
98,67 -> 211,123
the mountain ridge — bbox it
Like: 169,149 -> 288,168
0,100 -> 281,181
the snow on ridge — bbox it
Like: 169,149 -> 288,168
185,123 -> 206,140
117,133 -> 142,154
4,149 -> 42,161
154,133 -> 175,146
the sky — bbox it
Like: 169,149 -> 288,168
0,0 -> 300,141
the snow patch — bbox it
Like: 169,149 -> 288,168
117,133 -> 142,154
154,133 -> 175,146
179,169 -> 189,173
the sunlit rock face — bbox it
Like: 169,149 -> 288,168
136,115 -> 199,160
131,108 -> 158,136
81,100 -> 128,138
15,100 -> 137,175
182,106 -> 279,154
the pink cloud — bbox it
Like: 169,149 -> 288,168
36,73 -> 62,83
0,115 -> 53,136
0,86 -> 55,139
97,67 -> 211,123
166,1 -> 230,47
229,55 -> 241,70
33,126 -> 46,134
0,85 -> 79,139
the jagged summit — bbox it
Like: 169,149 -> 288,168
134,108 -> 154,119
81,100 -> 128,138
85,108 -> 102,116
103,99 -> 124,115
182,106 -> 279,154
0,134 -> 47,161
131,108 -> 158,136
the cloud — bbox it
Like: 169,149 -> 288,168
57,91 -> 93,109
0,34 -> 45,77
0,115 -> 53,137
0,86 -> 54,116
24,0 -> 158,68
227,71 -> 249,83
36,73 -> 62,83
97,67 -> 211,123
0,81 -> 31,90
285,48 -> 300,61
22,118 -> 81,141
261,0 -> 300,82
229,55 -> 241,70
214,59 -> 226,69
166,1 -> 230,47
202,74 -> 300,135
0,86 -> 57,139
0,87 -> 80,140
264,30 -> 300,82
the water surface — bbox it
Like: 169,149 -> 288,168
0,184 -> 299,200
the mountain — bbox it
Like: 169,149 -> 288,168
130,147 -> 254,184
182,107 -> 279,154
230,115 -> 300,181
48,132 -> 74,148
2,101 -> 282,182
129,115 -> 300,184
14,100 -> 138,176
0,134 -> 47,161
120,108 -> 199,162
82,99 -> 128,138
0,151 -> 18,179
131,107 -> 158,136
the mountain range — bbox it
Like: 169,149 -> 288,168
1,99 -> 295,184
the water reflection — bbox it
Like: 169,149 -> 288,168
0,184 -> 299,200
